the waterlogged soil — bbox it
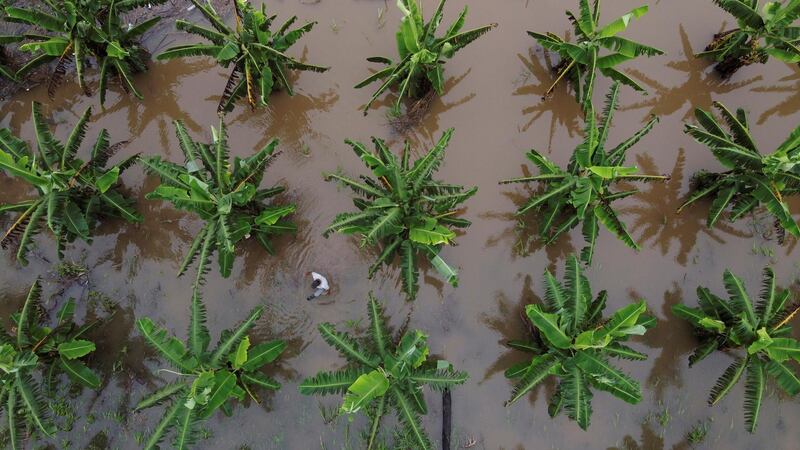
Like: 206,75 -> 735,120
1,1 -> 800,449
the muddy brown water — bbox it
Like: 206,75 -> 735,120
1,0 -> 800,449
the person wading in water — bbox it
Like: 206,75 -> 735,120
307,272 -> 329,301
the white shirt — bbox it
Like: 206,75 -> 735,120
311,272 -> 329,291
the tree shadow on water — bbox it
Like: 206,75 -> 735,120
513,49 -> 583,150
93,58 -> 213,149
752,65 -> 800,125
479,278 -> 557,408
479,276 -> 537,384
638,283 -> 696,401
230,85 -> 340,161
618,150 -> 750,266
607,421 -> 669,450
620,25 -> 762,122
485,177 -> 576,264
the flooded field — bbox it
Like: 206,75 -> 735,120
1,0 -> 799,448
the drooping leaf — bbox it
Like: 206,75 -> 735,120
574,351 -> 641,404
390,385 -> 432,450
242,340 -> 286,371
318,323 -> 379,368
765,360 -> 800,396
201,370 -> 237,418
58,357 -> 101,389
562,362 -> 593,430
230,336 -> 250,369
506,353 -> 559,405
136,383 -> 186,411
367,294 -> 391,359
341,370 -> 390,414
57,340 -> 96,360
137,318 -> 197,372
744,357 -> 765,433
299,368 -> 367,396
709,356 -> 748,406
14,373 -> 53,436
210,307 -> 262,366
525,305 -> 571,349
763,338 -> 800,363
724,269 -> 759,330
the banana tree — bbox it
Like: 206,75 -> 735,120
500,83 -> 667,264
300,294 -> 467,450
356,0 -> 496,115
0,102 -> 142,266
140,119 -> 295,280
323,128 -> 476,299
528,0 -> 663,109
673,267 -> 800,432
679,102 -> 800,238
157,0 -> 329,113
505,254 -> 654,430
136,287 -> 284,449
5,0 -> 166,103
1,279 -> 101,449
700,0 -> 800,77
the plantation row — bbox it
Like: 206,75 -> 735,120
0,0 -> 800,449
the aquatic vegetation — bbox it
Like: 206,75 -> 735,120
5,0 -> 166,103
356,0 -> 495,115
700,0 -> 800,77
0,102 -> 142,265
135,292 -> 283,449
500,83 -> 666,264
505,254 -> 654,430
158,0 -> 329,113
686,419 -> 711,444
299,294 -> 467,450
673,267 -> 800,432
323,128 -> 476,299
140,119 -> 295,279
0,280 -> 101,449
680,102 -> 800,238
528,0 -> 663,109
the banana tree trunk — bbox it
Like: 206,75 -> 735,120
442,388 -> 452,450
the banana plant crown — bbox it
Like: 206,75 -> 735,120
157,0 -> 329,113
700,0 -> 800,75
1,279 -> 101,449
4,0 -> 166,103
356,0 -> 496,115
680,101 -> 800,237
323,128 -> 476,299
140,119 -> 296,280
529,0 -> 663,110
299,294 -> 468,450
0,102 -> 141,266
505,254 -> 654,430
672,267 -> 800,432
500,83 -> 666,264
135,290 -> 284,450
